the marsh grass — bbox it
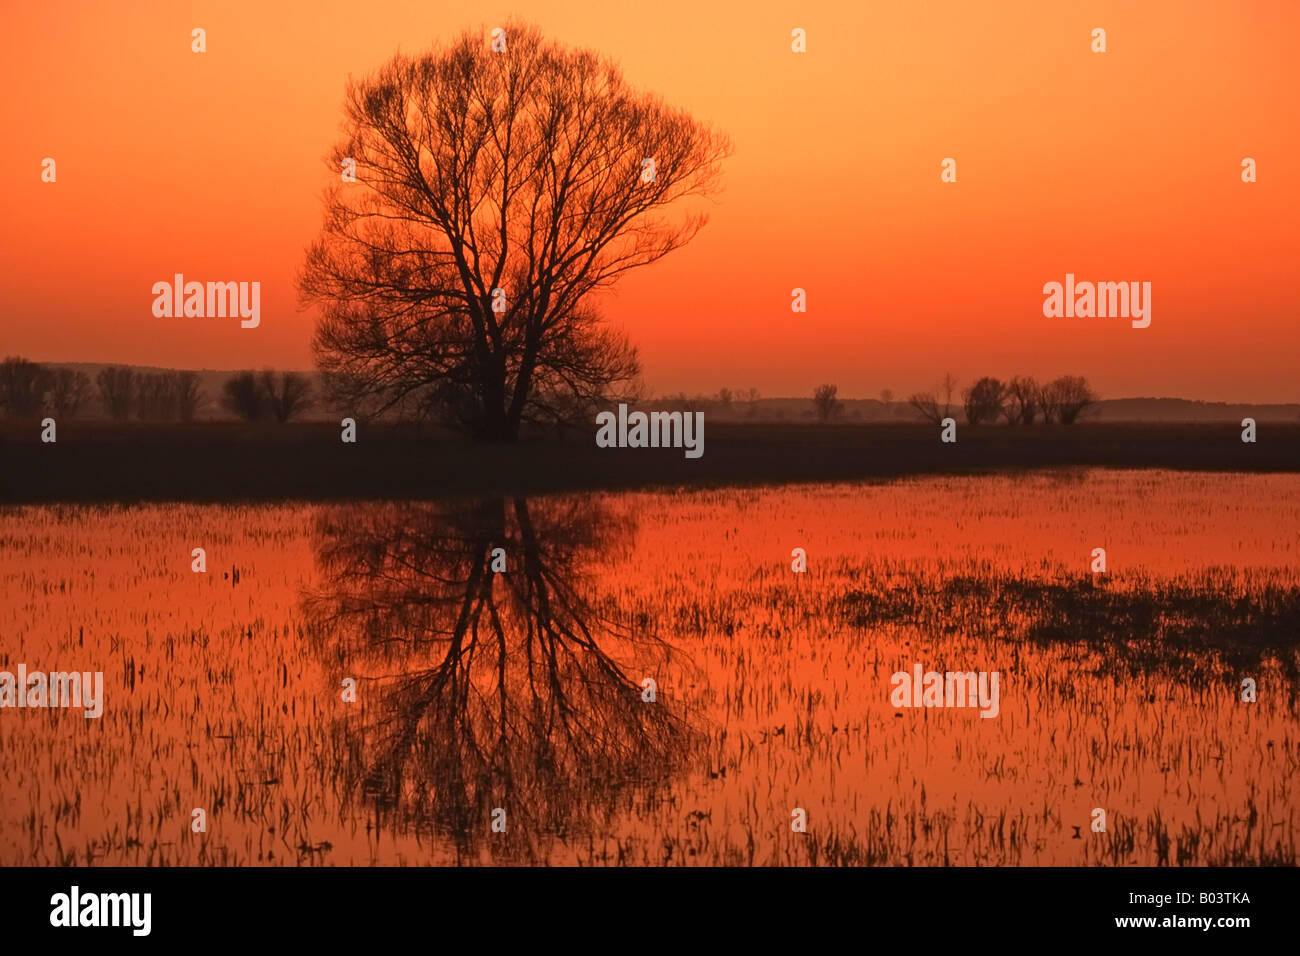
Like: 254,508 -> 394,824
843,571 -> 1300,679
1,470 -> 1296,865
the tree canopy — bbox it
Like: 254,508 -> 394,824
300,22 -> 730,439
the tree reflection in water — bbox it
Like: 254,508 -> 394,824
305,496 -> 690,861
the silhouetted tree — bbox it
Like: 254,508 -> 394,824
260,371 -> 313,423
96,366 -> 136,421
1003,376 -> 1040,425
47,368 -> 92,419
938,372 -> 959,419
299,22 -> 730,440
812,383 -> 842,422
664,392 -> 707,413
175,371 -> 203,423
962,376 -> 1006,425
222,371 -> 266,422
910,373 -> 958,424
1048,375 -> 1099,424
137,373 -> 180,420
908,392 -> 941,424
0,357 -> 51,418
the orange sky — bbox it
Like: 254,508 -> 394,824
2,0 -> 1296,401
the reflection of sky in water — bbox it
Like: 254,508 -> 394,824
1,470 -> 1297,865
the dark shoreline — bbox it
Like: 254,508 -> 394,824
2,421 -> 1296,504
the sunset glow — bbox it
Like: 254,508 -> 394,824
3,0 -> 1296,401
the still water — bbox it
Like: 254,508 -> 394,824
2,470 -> 1297,865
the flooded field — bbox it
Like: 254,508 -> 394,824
1,469 -> 1298,866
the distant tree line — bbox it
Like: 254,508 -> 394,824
0,357 -> 314,424
221,371 -> 313,423
800,375 -> 1100,425
89,365 -> 203,422
0,358 -> 207,422
0,358 -> 64,418
909,374 -> 1098,425
647,387 -> 763,417
712,387 -> 763,416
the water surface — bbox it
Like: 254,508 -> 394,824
2,470 -> 1297,865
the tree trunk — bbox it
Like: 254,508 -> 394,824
478,356 -> 515,442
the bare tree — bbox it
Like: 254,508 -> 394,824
663,391 -> 706,413
812,383 -> 842,422
175,371 -> 203,423
96,366 -> 136,421
908,392 -> 941,424
260,370 -> 314,423
1003,375 -> 1041,425
744,387 -> 761,417
222,371 -> 266,422
878,388 -> 893,416
299,23 -> 730,440
136,373 -> 181,420
938,372 -> 958,419
909,373 -> 958,424
0,357 -> 51,418
962,376 -> 1006,425
47,368 -> 92,419
1048,375 -> 1099,424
